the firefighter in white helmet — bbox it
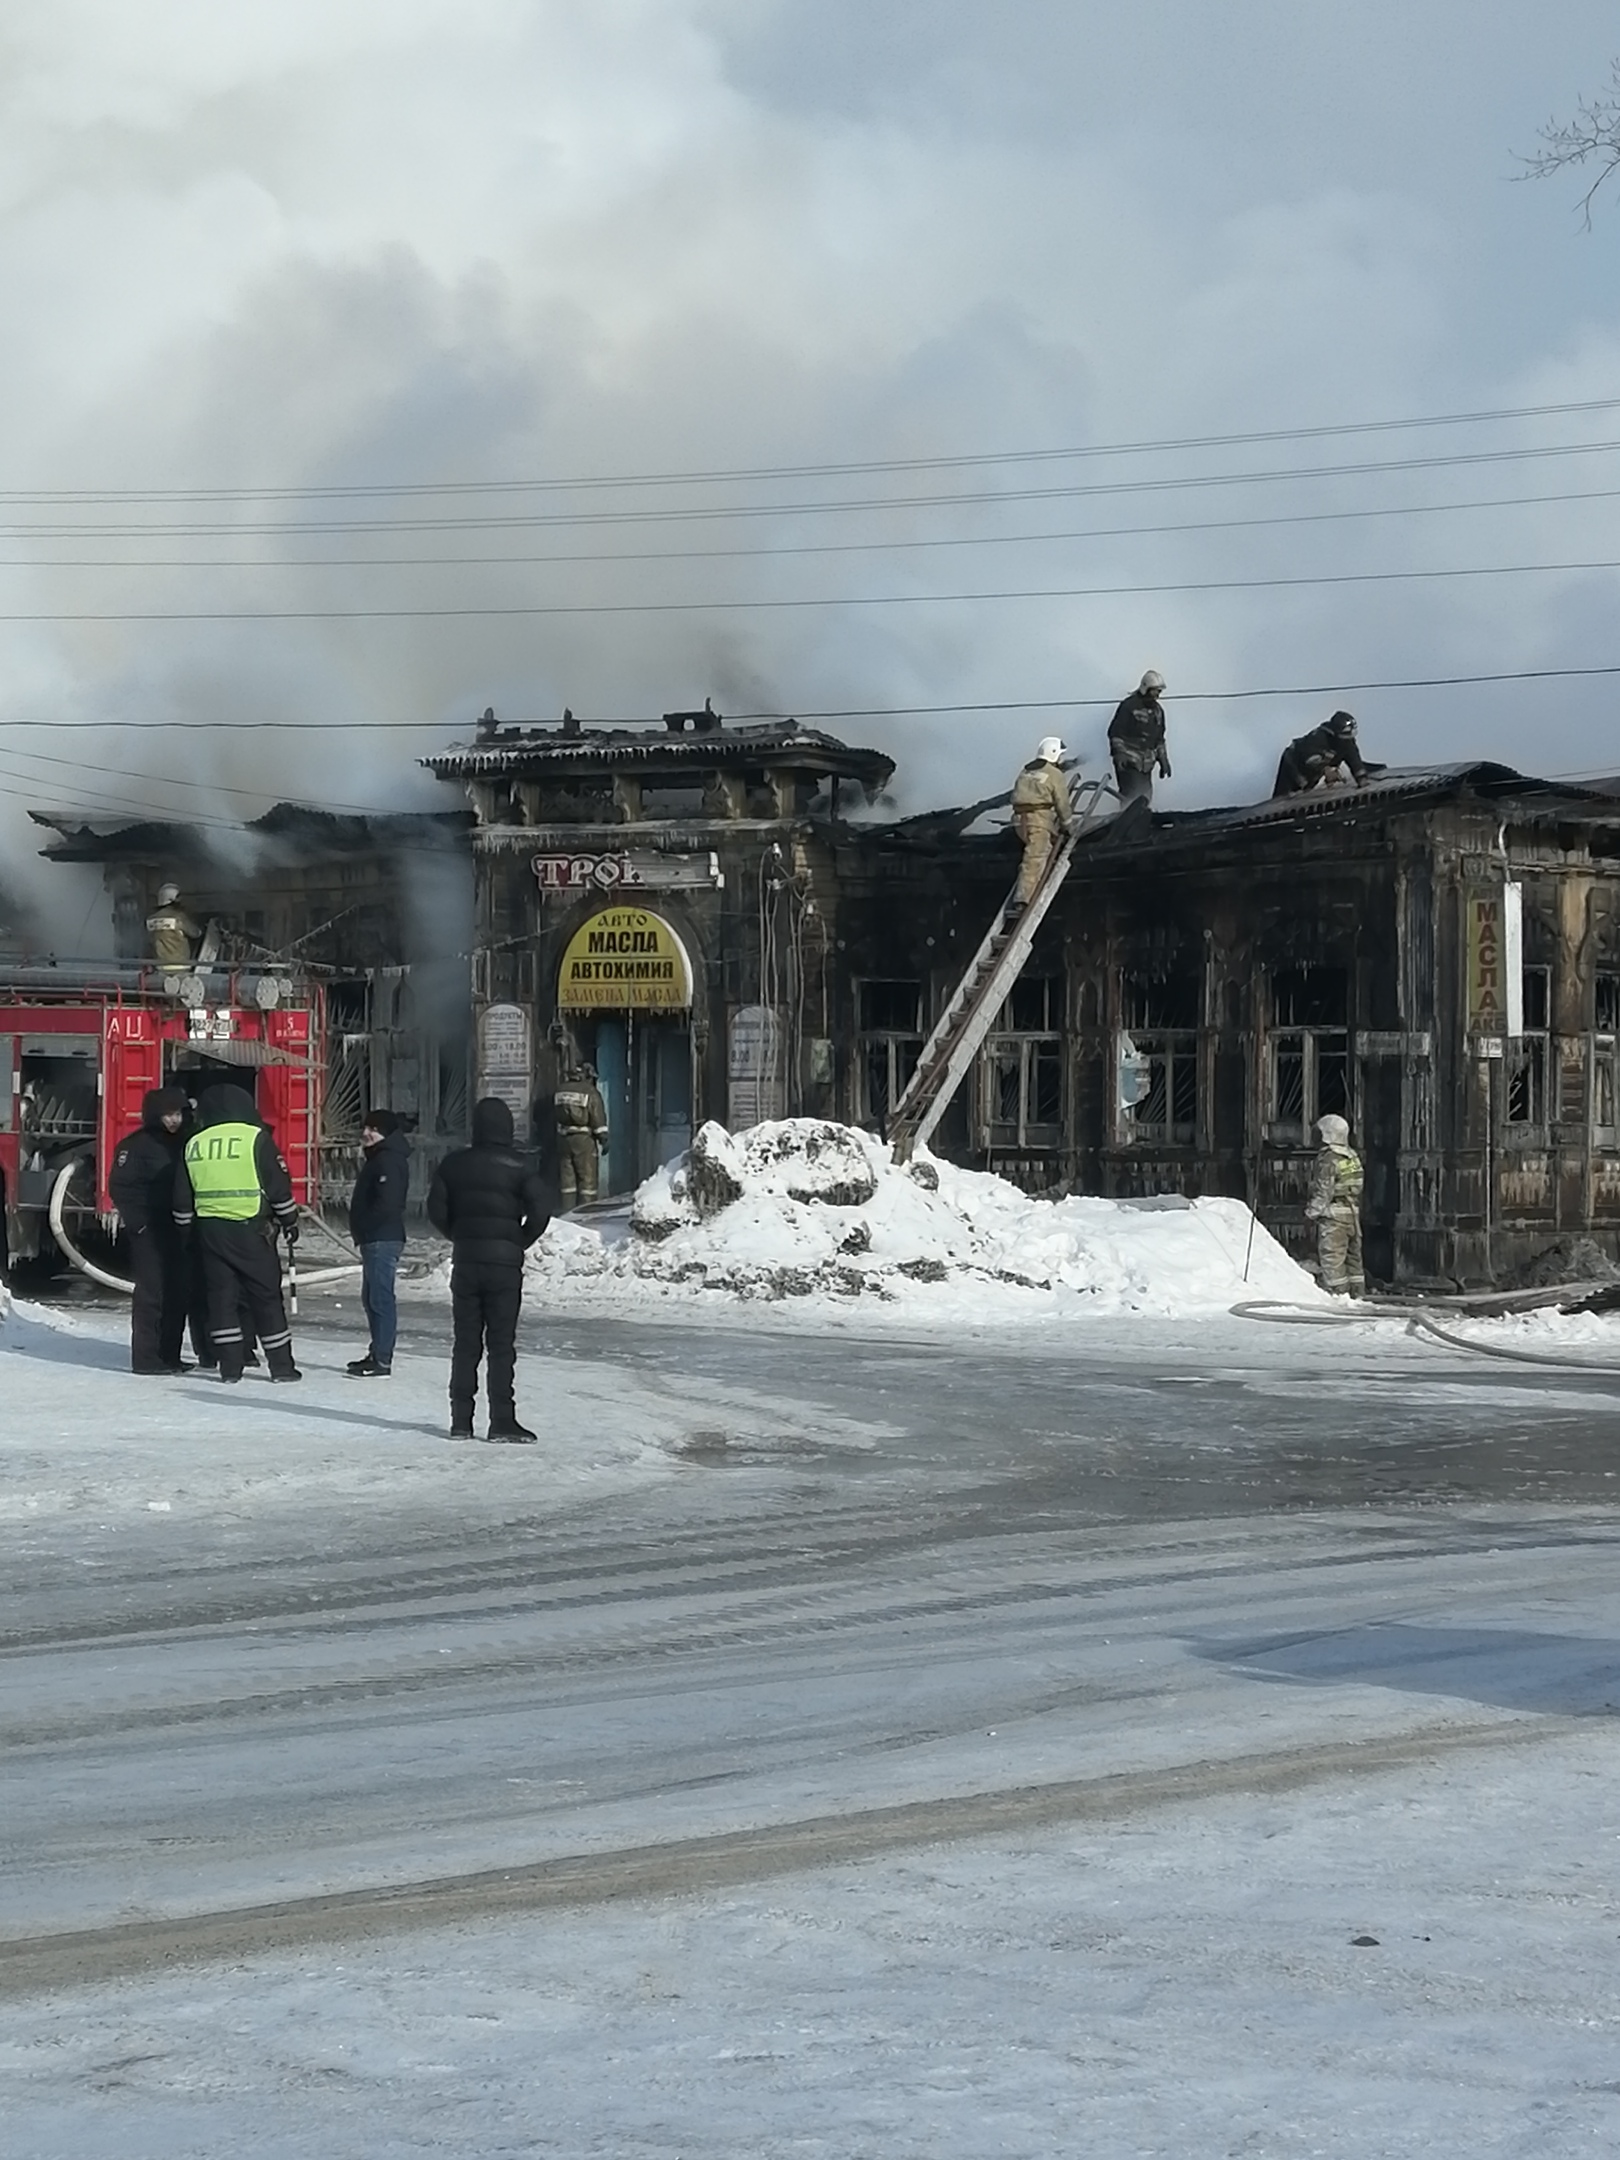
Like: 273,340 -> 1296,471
1107,669 -> 1171,807
146,881 -> 202,985
1304,1112 -> 1366,1295
1008,736 -> 1075,914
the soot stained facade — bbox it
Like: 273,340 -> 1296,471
39,717 -> 1614,1287
431,714 -> 1620,1283
422,707 -> 894,1192
829,764 -> 1620,1287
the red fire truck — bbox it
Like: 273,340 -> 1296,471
1,961 -> 324,1285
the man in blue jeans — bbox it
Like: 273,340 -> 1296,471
346,1110 -> 409,1377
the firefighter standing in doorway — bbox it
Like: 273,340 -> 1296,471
1008,736 -> 1075,915
1304,1112 -> 1366,1297
555,1060 -> 610,1208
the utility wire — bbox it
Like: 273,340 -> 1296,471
1,392 -> 1616,501
4,481 -> 1620,571
6,661 -> 1620,733
0,553 -> 1614,622
2,434 -> 1620,538
0,739 -> 448,817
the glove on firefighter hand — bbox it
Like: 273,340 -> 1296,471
281,1218 -> 300,1245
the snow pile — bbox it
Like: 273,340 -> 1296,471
524,1119 -> 1321,1317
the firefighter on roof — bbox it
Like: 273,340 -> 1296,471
1272,711 -> 1387,797
1107,669 -> 1171,807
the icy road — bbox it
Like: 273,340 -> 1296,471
6,1294 -> 1620,2155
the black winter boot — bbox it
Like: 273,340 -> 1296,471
484,1418 -> 537,1445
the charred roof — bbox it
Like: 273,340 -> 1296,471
421,705 -> 895,796
31,803 -> 470,865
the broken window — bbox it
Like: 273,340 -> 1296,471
1595,973 -> 1620,1134
1266,965 -> 1349,1138
1506,965 -> 1550,1127
857,979 -> 922,1127
1119,973 -> 1200,1144
980,977 -> 1064,1148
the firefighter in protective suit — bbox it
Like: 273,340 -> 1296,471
555,1061 -> 610,1208
1009,736 -> 1075,912
172,1084 -> 302,1381
1273,711 -> 1386,797
1304,1112 -> 1365,1296
146,881 -> 202,987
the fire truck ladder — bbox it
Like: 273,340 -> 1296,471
888,775 -> 1111,1163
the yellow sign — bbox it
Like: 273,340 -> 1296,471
558,907 -> 693,1011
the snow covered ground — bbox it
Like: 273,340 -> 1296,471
9,1728 -> 1620,2158
10,1127 -> 1620,2156
509,1118 -> 1324,1324
0,1294 -> 891,1530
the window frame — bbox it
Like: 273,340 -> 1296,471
1117,972 -> 1203,1148
979,977 -> 1065,1150
1594,971 -> 1620,1140
856,978 -> 924,1128
1504,963 -> 1551,1133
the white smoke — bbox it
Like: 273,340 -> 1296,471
0,0 -> 1618,946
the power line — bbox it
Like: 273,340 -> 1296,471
1,392 -> 1616,502
3,481 -> 1619,573
0,740 -> 444,818
0,554 -> 1614,623
2,435 -> 1620,539
4,662 -> 1620,738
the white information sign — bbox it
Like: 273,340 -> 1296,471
728,1005 -> 786,1131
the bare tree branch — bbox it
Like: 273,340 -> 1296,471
1519,57 -> 1620,227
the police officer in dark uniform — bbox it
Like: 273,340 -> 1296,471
1273,710 -> 1387,796
427,1096 -> 550,1443
109,1085 -> 191,1374
171,1083 -> 301,1383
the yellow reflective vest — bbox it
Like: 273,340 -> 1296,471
183,1122 -> 264,1221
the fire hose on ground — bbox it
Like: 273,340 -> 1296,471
48,1160 -> 361,1296
1229,1293 -> 1620,1378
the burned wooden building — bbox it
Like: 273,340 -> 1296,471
32,803 -> 475,1199
832,762 -> 1620,1288
433,715 -> 1620,1286
422,705 -> 894,1189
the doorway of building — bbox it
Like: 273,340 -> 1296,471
586,1014 -> 693,1195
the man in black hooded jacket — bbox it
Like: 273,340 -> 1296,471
172,1084 -> 302,1383
427,1097 -> 550,1442
109,1085 -> 191,1373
